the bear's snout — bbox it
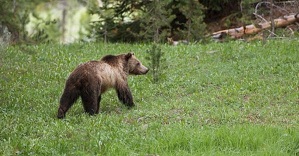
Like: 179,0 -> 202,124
132,66 -> 149,75
140,66 -> 149,74
144,68 -> 149,74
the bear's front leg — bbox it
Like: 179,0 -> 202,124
116,83 -> 134,107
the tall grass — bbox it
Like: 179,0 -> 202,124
1,40 -> 299,155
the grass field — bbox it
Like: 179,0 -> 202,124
1,40 -> 299,155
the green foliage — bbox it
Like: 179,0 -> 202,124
0,0 -> 22,42
138,0 -> 175,43
0,0 -> 48,42
28,0 -> 89,43
0,0 -> 268,44
88,0 -> 144,42
145,43 -> 166,83
28,1 -> 67,43
177,0 -> 206,42
88,0 -> 207,43
1,40 -> 299,155
0,0 -> 92,44
89,1 -> 117,42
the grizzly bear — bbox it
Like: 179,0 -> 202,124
57,52 -> 149,119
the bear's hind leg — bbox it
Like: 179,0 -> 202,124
58,87 -> 80,119
81,87 -> 100,116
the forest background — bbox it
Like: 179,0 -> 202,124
1,0 -> 298,44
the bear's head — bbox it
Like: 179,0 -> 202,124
125,52 -> 149,75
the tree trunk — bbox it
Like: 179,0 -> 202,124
61,0 -> 67,43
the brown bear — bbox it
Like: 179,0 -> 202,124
57,52 -> 149,119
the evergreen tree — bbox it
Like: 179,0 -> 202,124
88,0 -> 143,42
177,0 -> 206,42
145,43 -> 166,83
138,0 -> 175,43
89,1 -> 115,42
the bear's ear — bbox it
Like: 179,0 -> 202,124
125,52 -> 134,60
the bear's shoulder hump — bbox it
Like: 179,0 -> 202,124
101,54 -> 122,65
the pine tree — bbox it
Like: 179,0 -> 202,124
140,0 -> 172,83
138,0 -> 175,43
145,43 -> 165,83
177,0 -> 206,42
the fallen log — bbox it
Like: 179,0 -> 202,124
212,13 -> 299,39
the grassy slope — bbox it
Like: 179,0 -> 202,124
0,40 -> 299,155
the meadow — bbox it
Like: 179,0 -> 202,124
0,40 -> 299,155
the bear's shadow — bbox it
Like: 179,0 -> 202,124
100,104 -> 126,114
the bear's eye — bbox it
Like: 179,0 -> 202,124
136,62 -> 140,66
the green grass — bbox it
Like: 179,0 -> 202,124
1,40 -> 299,155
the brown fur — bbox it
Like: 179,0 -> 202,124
57,52 -> 149,119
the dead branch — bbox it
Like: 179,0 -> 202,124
212,13 -> 299,40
